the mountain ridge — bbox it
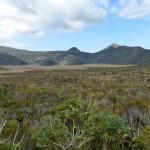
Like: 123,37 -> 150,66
0,44 -> 150,65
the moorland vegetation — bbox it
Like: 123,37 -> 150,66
0,65 -> 149,150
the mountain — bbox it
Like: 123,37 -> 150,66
0,46 -> 46,64
94,44 -> 150,65
0,44 -> 150,65
0,52 -> 28,65
67,47 -> 80,53
105,43 -> 120,49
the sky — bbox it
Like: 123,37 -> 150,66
0,0 -> 150,52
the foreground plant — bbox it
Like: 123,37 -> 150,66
0,120 -> 26,150
33,99 -> 130,150
135,126 -> 150,150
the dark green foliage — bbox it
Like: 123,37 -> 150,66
90,112 -> 129,138
33,116 -> 68,148
0,85 -> 7,99
33,99 -> 130,150
0,142 -> 21,150
136,126 -> 150,150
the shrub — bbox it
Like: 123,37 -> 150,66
33,99 -> 130,150
0,85 -> 6,99
136,126 -> 150,150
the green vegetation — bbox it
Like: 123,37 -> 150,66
0,65 -> 149,149
33,100 -> 130,150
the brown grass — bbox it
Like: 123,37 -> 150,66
0,64 -> 132,74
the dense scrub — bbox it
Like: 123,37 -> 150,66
0,65 -> 149,149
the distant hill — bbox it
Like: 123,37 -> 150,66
0,52 -> 28,65
0,44 -> 150,65
94,44 -> 150,65
0,46 -> 46,64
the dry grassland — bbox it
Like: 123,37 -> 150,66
0,64 -> 131,74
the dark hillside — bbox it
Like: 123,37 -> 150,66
0,52 -> 28,65
0,44 -> 150,65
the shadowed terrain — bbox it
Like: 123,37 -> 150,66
0,44 -> 150,65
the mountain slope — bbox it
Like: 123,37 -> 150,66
0,46 -> 47,64
57,47 -> 92,65
0,53 -> 28,65
93,44 -> 150,65
0,44 -> 150,65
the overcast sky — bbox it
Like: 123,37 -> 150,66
0,0 -> 150,52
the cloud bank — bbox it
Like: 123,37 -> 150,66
0,0 -> 108,40
0,0 -> 150,41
